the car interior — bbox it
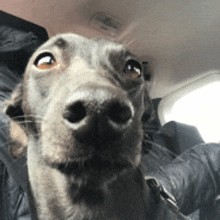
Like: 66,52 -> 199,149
0,1 -> 220,219
1,0 -> 220,143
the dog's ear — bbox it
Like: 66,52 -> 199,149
142,61 -> 152,82
4,82 -> 27,159
142,61 -> 155,123
142,87 -> 155,123
7,120 -> 28,159
5,82 -> 24,120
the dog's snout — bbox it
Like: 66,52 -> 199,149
64,100 -> 132,125
63,86 -> 134,141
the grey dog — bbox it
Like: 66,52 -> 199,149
5,33 -> 180,220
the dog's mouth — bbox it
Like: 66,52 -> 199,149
50,155 -> 132,177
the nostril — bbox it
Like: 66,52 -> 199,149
107,102 -> 132,124
63,101 -> 86,123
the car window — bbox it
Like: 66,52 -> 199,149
158,71 -> 220,143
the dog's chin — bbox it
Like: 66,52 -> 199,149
46,155 -> 133,184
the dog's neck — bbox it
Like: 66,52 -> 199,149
27,140 -> 155,220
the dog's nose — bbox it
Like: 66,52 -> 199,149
63,85 -> 134,141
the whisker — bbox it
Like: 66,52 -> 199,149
116,20 -> 141,42
0,121 -> 43,134
143,139 -> 185,163
122,38 -> 139,49
0,120 -> 42,128
147,148 -> 159,159
9,115 -> 44,120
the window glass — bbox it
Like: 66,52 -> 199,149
163,81 -> 220,142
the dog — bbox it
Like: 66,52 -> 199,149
5,33 -> 183,220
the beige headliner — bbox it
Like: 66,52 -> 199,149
1,0 -> 220,98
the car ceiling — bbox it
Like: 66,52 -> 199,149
1,0 -> 220,98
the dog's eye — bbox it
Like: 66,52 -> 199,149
123,60 -> 142,79
34,53 -> 57,70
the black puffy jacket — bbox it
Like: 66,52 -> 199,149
0,11 -> 48,220
147,142 -> 220,220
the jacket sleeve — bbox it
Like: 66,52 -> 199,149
148,143 -> 220,215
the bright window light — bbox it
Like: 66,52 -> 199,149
163,81 -> 220,143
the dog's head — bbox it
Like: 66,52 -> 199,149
5,33 -> 152,184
